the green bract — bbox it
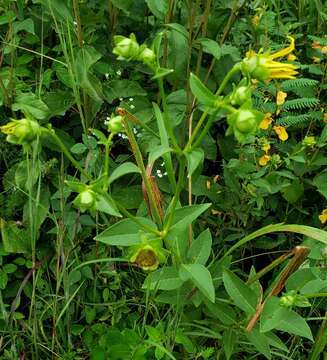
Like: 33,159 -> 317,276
108,115 -> 124,134
227,107 -> 264,143
127,237 -> 166,271
138,47 -> 156,64
73,189 -> 97,213
230,86 -> 252,106
113,33 -> 140,61
0,118 -> 41,145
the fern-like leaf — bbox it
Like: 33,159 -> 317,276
282,78 -> 319,91
282,98 -> 319,111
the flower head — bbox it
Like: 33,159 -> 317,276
319,209 -> 327,224
259,112 -> 273,129
127,237 -> 166,271
113,34 -> 140,61
0,118 -> 41,145
242,36 -> 299,81
73,189 -> 97,213
259,154 -> 271,166
276,91 -> 287,106
273,125 -> 288,141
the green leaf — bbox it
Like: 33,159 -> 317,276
198,38 -> 222,60
148,145 -> 173,165
187,229 -> 212,265
179,264 -> 215,302
261,297 -> 313,341
281,180 -> 304,203
223,223 -> 327,259
103,80 -> 146,102
13,18 -> 35,34
222,329 -> 236,360
189,73 -> 217,107
12,93 -> 50,120
223,269 -> 257,314
145,0 -> 169,19
95,218 -> 157,246
143,266 -> 184,290
70,143 -> 87,154
205,300 -> 236,325
313,170 -> 327,199
95,193 -> 121,217
108,162 -> 141,185
168,203 -> 211,232
74,46 -> 103,101
0,219 -> 29,253
43,90 -> 75,117
152,67 -> 174,80
185,148 -> 204,176
245,328 -> 271,360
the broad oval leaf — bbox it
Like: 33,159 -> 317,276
189,73 -> 217,107
179,263 -> 215,302
187,229 -> 212,265
95,217 -> 157,246
143,266 -> 184,290
223,269 -> 257,314
108,162 -> 141,185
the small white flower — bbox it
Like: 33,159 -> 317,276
160,162 -> 165,167
116,70 -> 122,76
130,104 -> 135,109
105,73 -> 109,79
119,97 -> 123,101
106,116 -> 110,120
73,20 -> 78,26
163,172 -> 167,176
156,169 -> 163,178
133,127 -> 138,134
129,98 -> 134,102
136,133 -> 141,138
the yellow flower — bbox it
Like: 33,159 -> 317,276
312,56 -> 321,63
251,15 -> 260,27
276,91 -> 287,106
273,125 -> 288,141
259,112 -> 273,129
287,53 -> 297,61
242,36 -> 299,81
211,209 -> 222,216
259,154 -> 271,166
321,46 -> 327,54
319,209 -> 327,224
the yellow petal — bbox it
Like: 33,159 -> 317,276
276,91 -> 287,106
273,125 -> 288,141
259,113 -> 273,130
0,122 -> 17,135
287,53 -> 297,61
269,36 -> 295,60
319,209 -> 327,224
259,154 -> 271,166
321,46 -> 327,54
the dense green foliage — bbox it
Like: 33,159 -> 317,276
0,0 -> 326,359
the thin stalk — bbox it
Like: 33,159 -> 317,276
157,78 -> 182,154
43,128 -> 91,181
103,132 -> 114,190
164,157 -> 186,232
123,120 -> 163,228
184,65 -> 240,151
309,311 -> 327,360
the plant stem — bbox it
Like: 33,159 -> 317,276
157,78 -> 182,154
43,128 -> 91,181
164,156 -> 186,232
309,310 -> 327,360
123,119 -> 163,228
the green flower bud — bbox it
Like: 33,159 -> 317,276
0,118 -> 41,145
280,294 -> 296,307
235,110 -> 257,133
302,136 -> 316,147
230,86 -> 252,106
138,47 -> 156,64
127,237 -> 166,271
73,189 -> 96,212
108,115 -> 124,134
113,34 -> 140,61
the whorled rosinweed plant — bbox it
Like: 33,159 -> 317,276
1,33 -> 327,359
